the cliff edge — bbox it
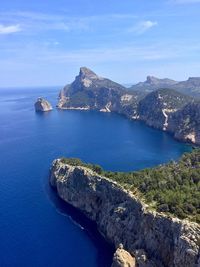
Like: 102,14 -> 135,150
49,159 -> 200,267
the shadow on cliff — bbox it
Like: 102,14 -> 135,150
45,182 -> 114,267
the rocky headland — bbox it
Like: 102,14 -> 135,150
34,97 -> 53,112
49,154 -> 200,267
57,67 -> 200,145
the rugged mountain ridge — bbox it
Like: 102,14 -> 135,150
130,76 -> 200,98
50,159 -> 200,267
58,67 -> 132,112
130,76 -> 178,93
57,67 -> 200,145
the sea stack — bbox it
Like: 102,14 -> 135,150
34,97 -> 53,112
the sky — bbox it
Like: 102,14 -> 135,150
0,0 -> 200,87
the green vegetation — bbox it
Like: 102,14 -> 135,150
60,149 -> 200,223
60,157 -> 103,174
68,91 -> 93,107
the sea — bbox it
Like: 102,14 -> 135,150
0,86 -> 192,267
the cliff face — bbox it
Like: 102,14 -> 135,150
137,89 -> 191,130
57,67 -> 134,113
34,97 -> 52,112
50,160 -> 200,267
168,101 -> 200,145
57,67 -> 200,145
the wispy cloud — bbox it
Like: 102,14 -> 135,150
128,20 -> 158,34
0,11 -> 139,35
0,41 -> 187,66
0,24 -> 22,34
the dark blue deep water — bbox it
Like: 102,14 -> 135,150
0,87 -> 192,267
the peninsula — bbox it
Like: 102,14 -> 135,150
57,67 -> 200,145
50,150 -> 200,267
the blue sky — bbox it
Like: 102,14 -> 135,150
0,0 -> 200,87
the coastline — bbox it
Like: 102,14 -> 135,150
57,106 -> 199,147
49,160 -> 200,267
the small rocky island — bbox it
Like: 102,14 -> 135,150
34,97 -> 53,112
50,150 -> 200,267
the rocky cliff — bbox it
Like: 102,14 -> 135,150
57,67 -> 200,145
50,160 -> 200,267
34,97 -> 52,112
168,101 -> 200,144
137,88 -> 191,130
58,67 -> 126,112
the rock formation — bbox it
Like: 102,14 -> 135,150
50,160 -> 200,267
34,97 -> 53,112
137,88 -> 191,130
57,67 -> 200,145
57,67 -> 138,113
112,245 -> 136,267
168,101 -> 200,144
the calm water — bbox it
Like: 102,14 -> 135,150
0,87 -> 191,267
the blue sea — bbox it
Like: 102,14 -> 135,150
0,87 -> 192,267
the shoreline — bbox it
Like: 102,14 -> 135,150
57,106 -> 199,147
49,160 -> 200,267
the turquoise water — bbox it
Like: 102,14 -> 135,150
0,87 -> 191,267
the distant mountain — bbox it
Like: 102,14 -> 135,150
57,67 -> 200,145
130,76 -> 200,97
130,76 -> 178,93
173,77 -> 200,97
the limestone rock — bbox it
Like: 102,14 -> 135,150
57,68 -> 200,145
34,97 -> 52,112
49,161 -> 200,267
112,245 -> 136,267
57,67 -> 137,112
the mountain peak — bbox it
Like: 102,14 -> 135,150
146,76 -> 159,84
79,67 -> 98,80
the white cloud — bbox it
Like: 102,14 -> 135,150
0,11 -> 139,35
128,20 -> 158,34
0,24 -> 22,34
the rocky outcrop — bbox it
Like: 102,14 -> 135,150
168,101 -> 200,145
137,89 -> 191,130
50,160 -> 200,267
112,245 -> 136,267
57,67 -> 138,113
34,97 -> 52,112
136,90 -> 200,145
